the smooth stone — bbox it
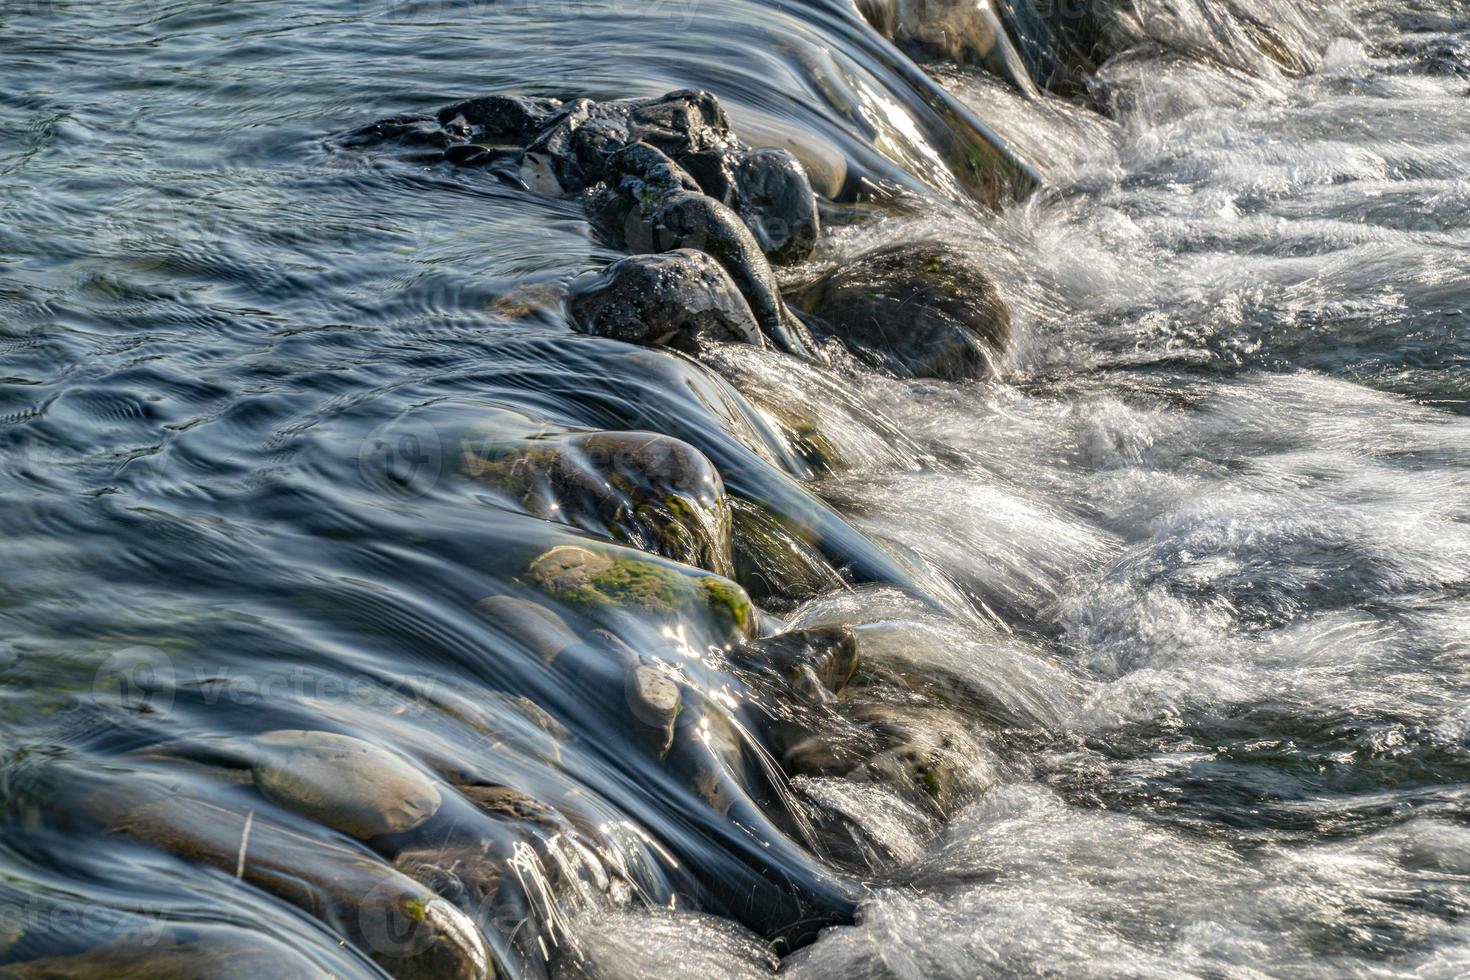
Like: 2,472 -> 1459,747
0,929 -> 328,980
625,663 -> 682,756
475,595 -> 581,663
788,240 -> 1011,381
251,730 -> 442,840
567,250 -> 765,354
525,545 -> 754,642
99,792 -> 491,980
465,429 -> 735,577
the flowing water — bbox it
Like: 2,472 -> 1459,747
3,0 -> 1469,976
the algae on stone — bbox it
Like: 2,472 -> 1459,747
525,545 -> 753,642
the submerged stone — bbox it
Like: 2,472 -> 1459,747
97,791 -> 491,980
733,626 -> 860,697
250,729 -> 443,840
475,595 -> 582,663
625,662 -> 682,757
729,499 -> 846,610
788,240 -> 1010,381
861,0 -> 1042,96
465,429 -> 735,577
457,783 -> 567,830
0,929 -> 327,980
524,545 -> 753,641
567,250 -> 764,355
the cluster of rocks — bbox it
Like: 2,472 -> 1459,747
340,90 -> 822,360
38,721 -> 643,980
340,88 -> 1014,383
456,425 -> 993,924
4,81 -> 1024,980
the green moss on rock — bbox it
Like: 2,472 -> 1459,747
526,545 -> 753,642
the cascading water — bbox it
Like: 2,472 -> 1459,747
1,0 -> 1467,975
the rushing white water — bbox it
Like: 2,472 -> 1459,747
572,3 -> 1470,974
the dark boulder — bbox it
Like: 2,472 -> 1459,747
788,240 -> 1010,381
588,142 -> 819,359
567,250 -> 763,355
680,146 -> 821,265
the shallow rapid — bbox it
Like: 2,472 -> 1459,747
2,0 -> 1468,976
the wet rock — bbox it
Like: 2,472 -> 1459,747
730,498 -> 846,611
845,697 -> 988,814
788,240 -> 1010,381
342,90 -> 821,264
777,726 -> 873,777
437,94 -> 564,146
474,595 -> 582,663
511,89 -> 819,264
390,784 -> 630,976
625,662 -> 682,756
420,687 -> 567,767
458,784 -> 567,830
588,143 -> 819,359
465,429 -> 734,576
524,545 -> 754,642
0,928 -> 329,980
489,280 -> 563,320
97,792 -> 492,980
860,0 -> 1042,96
567,250 -> 764,354
393,844 -> 508,927
680,147 -> 821,264
733,626 -> 860,698
249,730 -> 443,840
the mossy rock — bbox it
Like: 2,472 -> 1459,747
525,545 -> 753,642
464,430 -> 734,577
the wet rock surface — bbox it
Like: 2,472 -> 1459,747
567,251 -> 764,354
88,787 -> 493,980
339,90 -> 823,357
789,240 -> 1011,381
464,428 -> 735,576
249,729 -> 443,840
585,142 -> 819,358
